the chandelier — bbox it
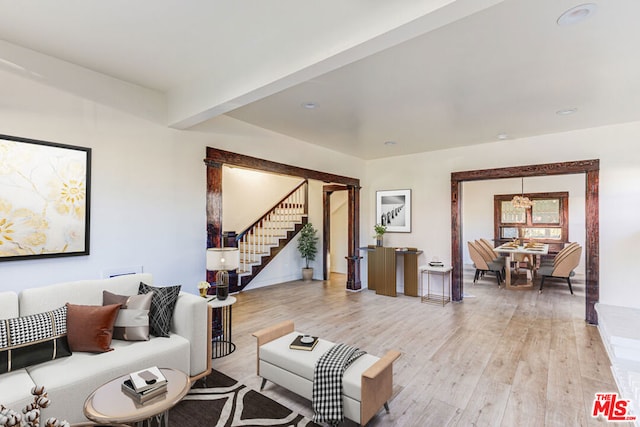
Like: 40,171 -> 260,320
512,177 -> 533,209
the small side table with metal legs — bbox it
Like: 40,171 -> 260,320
419,265 -> 452,306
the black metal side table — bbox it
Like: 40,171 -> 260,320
207,295 -> 237,358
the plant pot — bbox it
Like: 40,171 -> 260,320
302,268 -> 313,282
376,235 -> 383,247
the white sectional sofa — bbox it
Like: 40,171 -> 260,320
0,273 -> 211,424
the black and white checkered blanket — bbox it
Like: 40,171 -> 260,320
312,343 -> 366,425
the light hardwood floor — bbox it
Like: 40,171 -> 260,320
213,270 -> 630,427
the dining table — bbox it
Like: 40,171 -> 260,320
494,242 -> 549,289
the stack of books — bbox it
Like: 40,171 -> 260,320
122,366 -> 168,404
289,335 -> 318,351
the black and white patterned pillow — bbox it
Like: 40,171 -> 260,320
0,306 -> 71,374
138,282 -> 181,338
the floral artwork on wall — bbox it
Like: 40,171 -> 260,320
0,134 -> 91,261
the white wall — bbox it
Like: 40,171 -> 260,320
222,166 -> 303,233
0,70 -> 365,295
363,121 -> 640,309
462,175 -> 586,272
330,191 -> 348,274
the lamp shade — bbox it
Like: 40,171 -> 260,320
206,248 -> 240,271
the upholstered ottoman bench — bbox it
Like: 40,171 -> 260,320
252,320 -> 400,426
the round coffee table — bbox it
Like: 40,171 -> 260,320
83,368 -> 190,427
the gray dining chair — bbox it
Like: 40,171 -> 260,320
468,241 -> 503,286
538,245 -> 582,294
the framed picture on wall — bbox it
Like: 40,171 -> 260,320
376,189 -> 411,232
0,134 -> 91,261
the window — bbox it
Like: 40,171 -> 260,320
494,192 -> 568,250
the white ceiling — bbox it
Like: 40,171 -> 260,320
1,0 -> 639,159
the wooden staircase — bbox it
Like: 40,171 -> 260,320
230,180 -> 308,292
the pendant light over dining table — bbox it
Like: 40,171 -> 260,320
512,177 -> 534,209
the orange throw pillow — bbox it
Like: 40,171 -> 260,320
65,303 -> 121,353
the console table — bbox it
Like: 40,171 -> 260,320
207,296 -> 236,358
359,246 -> 423,297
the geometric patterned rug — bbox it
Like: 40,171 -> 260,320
167,370 -> 320,426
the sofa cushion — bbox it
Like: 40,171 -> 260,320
18,273 -> 154,316
138,282 -> 181,337
0,291 -> 19,320
65,303 -> 120,353
102,290 -> 153,341
259,331 -> 380,401
0,305 -> 71,374
0,368 -> 37,411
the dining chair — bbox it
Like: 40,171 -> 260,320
540,242 -> 579,267
468,241 -> 503,286
475,239 -> 506,279
538,244 -> 582,294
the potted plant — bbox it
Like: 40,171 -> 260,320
374,223 -> 386,247
297,223 -> 319,282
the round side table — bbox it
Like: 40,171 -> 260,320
83,368 -> 190,427
207,295 -> 237,358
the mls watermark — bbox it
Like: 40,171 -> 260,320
592,393 -> 637,422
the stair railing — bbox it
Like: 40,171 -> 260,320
236,180 -> 308,274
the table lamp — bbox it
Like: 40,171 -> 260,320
206,247 -> 240,300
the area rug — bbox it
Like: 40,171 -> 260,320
167,370 -> 320,426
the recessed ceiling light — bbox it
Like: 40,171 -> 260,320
497,133 -> 508,140
301,102 -> 318,109
556,107 -> 578,116
557,3 -> 597,26
384,140 -> 397,146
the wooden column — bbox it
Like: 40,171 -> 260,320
206,161 -> 222,284
451,178 -> 463,302
322,189 -> 332,280
585,169 -> 599,325
346,184 -> 362,290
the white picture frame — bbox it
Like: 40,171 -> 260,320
376,189 -> 411,232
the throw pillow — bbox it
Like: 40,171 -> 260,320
138,282 -> 181,337
65,303 -> 121,353
103,291 -> 154,341
0,306 -> 71,374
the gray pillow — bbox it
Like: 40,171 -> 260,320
103,290 -> 154,341
138,282 -> 181,337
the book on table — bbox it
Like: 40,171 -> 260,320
122,379 -> 168,404
129,366 -> 167,393
289,335 -> 318,351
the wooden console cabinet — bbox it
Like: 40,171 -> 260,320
360,246 -> 423,297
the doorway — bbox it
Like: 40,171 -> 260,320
322,185 -> 350,280
204,147 -> 362,290
451,160 -> 600,324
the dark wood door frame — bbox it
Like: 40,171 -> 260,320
204,147 -> 361,290
322,185 -> 360,286
451,159 -> 600,324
